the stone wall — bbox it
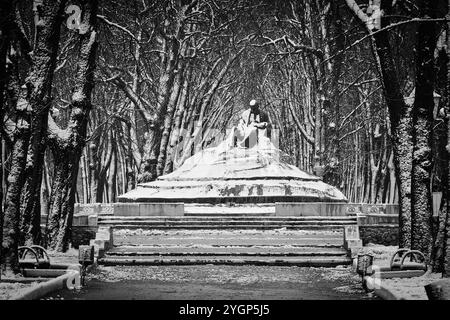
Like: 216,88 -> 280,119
357,214 -> 399,225
74,202 -> 184,216
275,202 -> 398,217
71,211 -> 100,248
72,227 -> 98,248
112,203 -> 184,216
357,212 -> 399,246
360,225 -> 399,246
74,202 -> 398,218
70,202 -> 184,247
74,203 -> 115,215
70,202 -> 400,247
275,202 -> 359,216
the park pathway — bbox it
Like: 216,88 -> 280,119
43,265 -> 376,300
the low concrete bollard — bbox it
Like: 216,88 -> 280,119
425,279 -> 450,300
343,225 -> 362,255
90,226 -> 113,258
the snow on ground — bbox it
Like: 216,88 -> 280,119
0,248 -> 79,300
355,244 -> 444,300
357,243 -> 399,266
87,264 -> 357,285
382,273 -> 442,300
0,281 -> 39,300
76,264 -> 372,300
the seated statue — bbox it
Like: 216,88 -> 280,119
233,99 -> 271,148
173,99 -> 276,172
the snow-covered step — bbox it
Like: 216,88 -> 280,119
102,225 -> 350,231
106,245 -> 348,256
98,255 -> 351,267
112,229 -> 345,247
97,216 -> 357,221
97,215 -> 357,230
97,228 -> 351,267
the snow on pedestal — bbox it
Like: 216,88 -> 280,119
119,137 -> 347,204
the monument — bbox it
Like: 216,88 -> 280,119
90,101 -> 354,268
119,100 -> 347,204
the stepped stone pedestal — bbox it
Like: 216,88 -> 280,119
118,144 -> 347,205
87,141 -> 363,267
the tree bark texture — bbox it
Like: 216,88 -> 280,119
410,0 -> 438,261
370,22 -> 413,249
47,0 -> 98,251
2,0 -> 66,274
20,0 -> 67,246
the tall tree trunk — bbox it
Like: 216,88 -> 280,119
46,147 -> 79,251
2,136 -> 28,275
345,0 -> 413,247
0,0 -> 11,277
127,29 -> 142,189
164,68 -> 190,174
138,34 -> 179,183
438,5 -> 450,275
47,0 -> 98,251
2,0 -> 66,274
156,63 -> 184,176
444,3 -> 450,277
20,0 -> 66,247
89,141 -> 99,203
108,144 -> 117,203
410,0 -> 438,261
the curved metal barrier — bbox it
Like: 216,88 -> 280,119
399,250 -> 426,270
18,246 -> 41,269
390,248 -> 410,270
18,245 -> 51,269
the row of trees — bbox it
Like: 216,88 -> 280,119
1,0 -> 449,274
1,0 -> 98,275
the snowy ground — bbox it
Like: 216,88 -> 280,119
355,244 -> 399,266
0,280 -> 40,300
3,244 -> 444,300
44,264 -> 374,300
0,248 -> 79,300
382,274 -> 442,300
356,244 -> 444,300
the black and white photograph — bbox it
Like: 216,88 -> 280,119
0,0 -> 450,310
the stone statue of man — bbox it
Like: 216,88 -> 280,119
234,99 -> 271,148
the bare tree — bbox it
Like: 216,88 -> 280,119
46,0 -> 99,252
1,0 -> 66,274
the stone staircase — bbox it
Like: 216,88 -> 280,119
96,215 -> 357,230
98,229 -> 352,267
95,204 -> 357,267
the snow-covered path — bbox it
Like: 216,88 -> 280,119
43,265 -> 376,300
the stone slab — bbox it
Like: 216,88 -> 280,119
113,203 -> 140,216
344,225 -> 360,240
88,215 -> 98,226
275,203 -> 323,216
275,202 -> 361,216
361,204 -> 399,215
73,215 -> 88,226
358,214 -> 399,226
139,203 -> 184,216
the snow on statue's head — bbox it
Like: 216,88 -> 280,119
249,99 -> 259,113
